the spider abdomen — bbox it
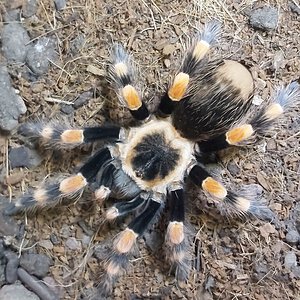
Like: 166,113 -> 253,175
172,60 -> 254,141
119,120 -> 194,191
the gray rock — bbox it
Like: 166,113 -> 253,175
20,254 -> 52,278
54,0 -> 66,10
70,34 -> 85,55
1,24 -> 30,63
26,37 -> 57,76
3,9 -> 21,22
249,7 -> 278,31
9,146 -> 42,169
0,265 -> 5,288
60,104 -> 74,115
0,65 -> 27,132
0,283 -> 40,300
289,1 -> 300,15
291,265 -> 300,279
286,230 -> 300,244
22,0 -> 38,18
74,90 -> 93,109
284,251 -> 297,269
4,252 -> 19,284
65,237 -> 82,251
0,205 -> 20,237
17,268 -> 57,300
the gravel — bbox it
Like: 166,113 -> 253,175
22,0 -> 38,17
249,7 -> 278,31
284,251 -> 297,269
0,65 -> 27,132
20,254 -> 52,278
54,0 -> 66,11
1,24 -> 30,63
8,146 -> 42,169
0,283 -> 40,300
26,37 -> 57,76
0,202 -> 20,237
4,251 -> 19,284
285,229 -> 300,244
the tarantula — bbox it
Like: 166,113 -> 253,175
5,21 -> 300,296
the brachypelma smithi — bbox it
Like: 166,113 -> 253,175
5,21 -> 300,297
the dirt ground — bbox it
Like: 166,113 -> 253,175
1,0 -> 300,299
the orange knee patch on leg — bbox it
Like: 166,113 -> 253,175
34,188 -> 48,204
114,228 -> 137,253
61,130 -> 84,144
168,72 -> 190,101
192,40 -> 210,61
122,85 -> 141,110
167,221 -> 184,244
226,124 -> 254,145
59,173 -> 87,194
202,177 -> 227,199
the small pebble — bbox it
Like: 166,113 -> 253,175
39,240 -> 54,250
26,37 -> 57,76
65,237 -> 82,251
73,90 -> 93,109
0,65 -> 27,132
22,0 -> 38,17
54,0 -> 66,11
249,7 -> 278,31
20,254 -> 52,278
9,146 -> 42,169
0,207 -> 20,237
4,251 -> 19,284
1,24 -> 30,62
285,230 -> 300,244
284,251 -> 297,270
0,283 -> 40,300
60,104 -> 74,115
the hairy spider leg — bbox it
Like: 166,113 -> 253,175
165,188 -> 190,283
98,196 -> 162,296
5,147 -> 113,215
159,20 -> 221,116
108,44 -> 149,121
198,82 -> 300,152
18,122 -> 122,149
188,164 -> 269,218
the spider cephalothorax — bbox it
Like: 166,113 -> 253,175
5,21 -> 300,296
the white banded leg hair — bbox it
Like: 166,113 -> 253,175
98,194 -> 163,296
165,187 -> 191,284
4,147 -> 113,215
188,164 -> 275,221
18,120 -> 122,149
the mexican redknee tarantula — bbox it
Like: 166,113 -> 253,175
5,21 -> 300,296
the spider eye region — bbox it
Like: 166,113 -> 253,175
131,133 -> 180,181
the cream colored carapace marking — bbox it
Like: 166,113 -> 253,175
119,120 -> 194,192
202,177 -> 227,199
168,72 -> 190,101
226,124 -> 254,145
192,40 -> 210,61
122,85 -> 142,110
106,207 -> 119,220
114,228 -> 138,254
34,188 -> 48,203
61,130 -> 84,144
167,221 -> 184,244
41,127 -> 54,140
235,197 -> 251,212
59,173 -> 87,194
265,103 -> 284,120
114,62 -> 128,78
216,60 -> 254,101
106,261 -> 121,276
